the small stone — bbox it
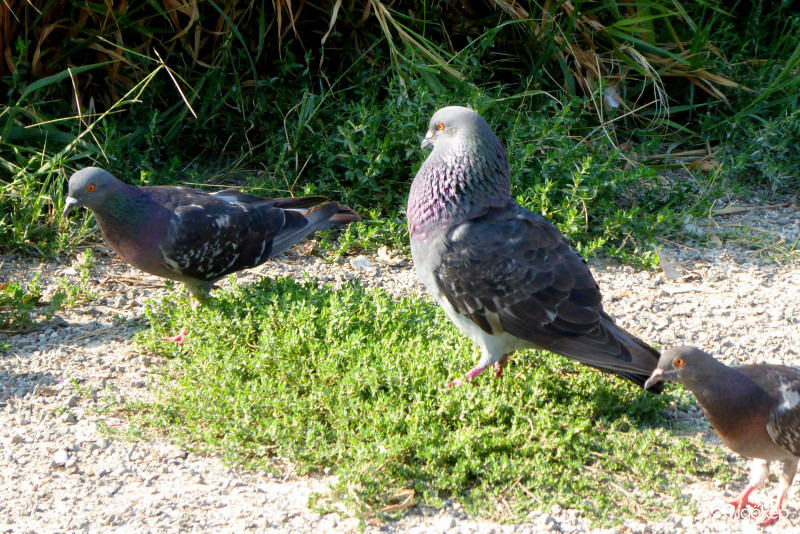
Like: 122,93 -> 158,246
52,449 -> 69,468
51,315 -> 70,328
60,412 -> 77,424
436,515 -> 456,531
10,435 -> 26,444
349,256 -> 376,273
64,396 -> 79,408
536,513 -> 560,532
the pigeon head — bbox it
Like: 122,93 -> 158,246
421,106 -> 499,151
63,167 -> 129,218
644,345 -> 726,390
408,106 -> 513,232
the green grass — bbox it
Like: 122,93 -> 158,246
0,275 -> 64,333
135,278 -> 732,525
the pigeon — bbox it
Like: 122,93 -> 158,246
407,106 -> 661,390
645,345 -> 800,526
63,167 -> 361,302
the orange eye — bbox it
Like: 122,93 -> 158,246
674,357 -> 684,368
436,123 -> 445,130
87,184 -> 96,192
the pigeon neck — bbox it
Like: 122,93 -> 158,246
689,363 -> 769,427
93,185 -> 161,239
408,140 -> 513,235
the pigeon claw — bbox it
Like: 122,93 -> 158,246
761,509 -> 781,527
163,328 -> 189,344
726,484 -> 759,514
492,355 -> 510,378
760,496 -> 787,527
447,364 -> 492,388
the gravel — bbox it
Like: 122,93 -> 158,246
1,199 -> 798,533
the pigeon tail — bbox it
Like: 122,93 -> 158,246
538,316 -> 662,391
270,202 -> 354,257
598,317 -> 663,392
326,203 -> 362,226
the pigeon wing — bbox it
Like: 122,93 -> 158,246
433,207 -> 656,376
746,366 -> 800,456
153,188 -> 287,282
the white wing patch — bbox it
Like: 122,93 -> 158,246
159,246 -> 181,272
779,382 -> 800,412
213,194 -> 241,203
216,215 -> 231,227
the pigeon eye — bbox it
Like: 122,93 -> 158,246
674,357 -> 685,368
436,123 -> 445,131
87,184 -> 96,192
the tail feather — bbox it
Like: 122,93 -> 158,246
270,202 -> 360,257
598,317 -> 662,392
323,203 -> 361,228
545,315 -> 661,392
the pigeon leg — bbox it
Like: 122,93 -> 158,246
163,328 -> 189,344
448,364 -> 491,388
493,354 -> 510,378
728,459 -> 770,513
761,459 -> 798,526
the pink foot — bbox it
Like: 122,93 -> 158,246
448,364 -> 489,388
448,355 -> 510,388
761,510 -> 781,527
760,496 -> 786,527
715,481 -> 759,515
163,328 -> 189,344
493,355 -> 510,378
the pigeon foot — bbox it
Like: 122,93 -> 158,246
447,364 -> 491,388
163,328 -> 189,344
760,496 -> 787,527
761,510 -> 780,527
492,355 -> 510,378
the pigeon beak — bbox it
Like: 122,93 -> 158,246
643,368 -> 664,391
62,196 -> 79,218
421,131 -> 434,149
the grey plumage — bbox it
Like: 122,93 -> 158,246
63,167 -> 360,300
407,106 -> 660,390
645,345 -> 800,526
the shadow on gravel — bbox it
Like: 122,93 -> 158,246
0,368 -> 59,404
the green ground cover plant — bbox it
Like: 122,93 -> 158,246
135,278 -> 733,524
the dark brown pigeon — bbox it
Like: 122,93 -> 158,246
645,345 -> 800,526
63,167 -> 360,301
407,106 -> 661,390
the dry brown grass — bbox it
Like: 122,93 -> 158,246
2,0 -> 746,119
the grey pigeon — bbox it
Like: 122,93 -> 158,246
645,346 -> 800,526
407,106 -> 661,390
63,167 -> 361,301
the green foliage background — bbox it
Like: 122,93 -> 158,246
2,0 -> 799,256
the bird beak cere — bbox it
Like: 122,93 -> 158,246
62,196 -> 79,218
643,368 -> 664,391
421,130 -> 434,149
